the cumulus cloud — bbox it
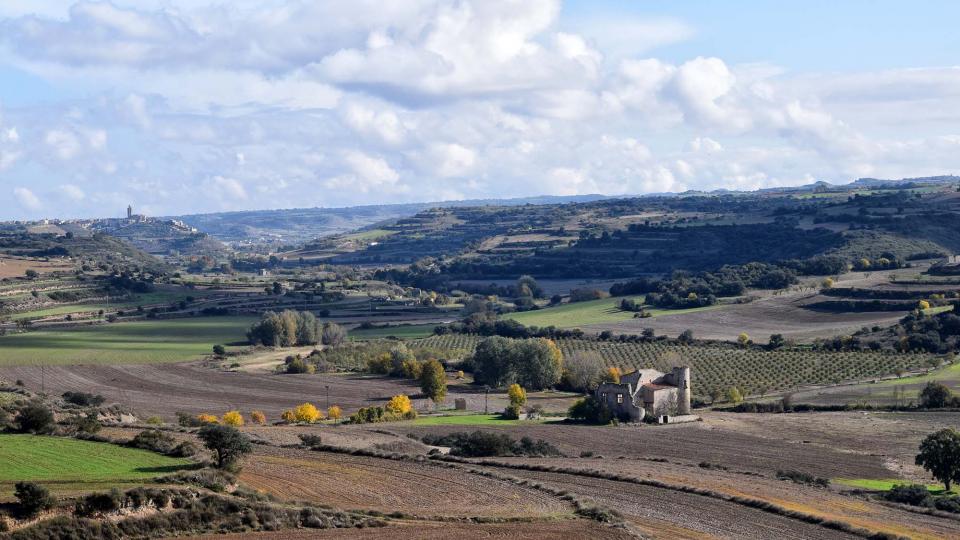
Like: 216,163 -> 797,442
0,1 -> 957,218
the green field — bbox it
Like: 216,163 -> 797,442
14,291 -> 198,320
0,434 -> 193,498
349,324 -> 437,340
503,296 -> 725,329
833,478 -> 951,493
0,317 -> 255,366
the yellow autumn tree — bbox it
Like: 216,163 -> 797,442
605,366 -> 622,384
385,394 -> 412,415
542,338 -> 564,374
294,402 -> 322,423
250,410 -> 266,425
222,410 -> 244,426
280,409 -> 296,423
918,300 -> 931,311
737,333 -> 750,348
327,405 -> 342,422
507,383 -> 527,407
197,413 -> 218,424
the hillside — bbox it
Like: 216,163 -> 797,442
0,228 -> 169,275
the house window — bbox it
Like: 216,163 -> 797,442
600,392 -> 607,400
616,393 -> 624,404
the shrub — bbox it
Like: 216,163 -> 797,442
281,409 -> 296,423
129,430 -> 177,454
285,355 -> 315,374
177,411 -> 204,427
885,484 -> 932,507
775,470 -> 829,487
421,431 -> 562,457
250,410 -> 267,425
294,403 -> 322,423
76,489 -> 122,517
197,413 -> 219,424
14,482 -> 54,518
919,382 -> 955,408
16,402 -> 54,434
62,391 -> 106,407
222,411 -> 244,427
170,441 -> 198,458
298,434 -> 323,449
568,396 -> 612,425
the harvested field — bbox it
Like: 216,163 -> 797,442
0,364 -> 427,420
0,256 -> 73,279
470,466 -> 858,539
239,446 -> 570,518
477,457 -> 960,539
172,519 -> 634,540
387,419 -> 891,479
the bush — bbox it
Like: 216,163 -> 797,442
294,403 -> 322,423
62,391 -> 105,407
421,431 -> 561,457
76,489 -> 122,517
14,482 -> 54,518
285,355 -> 315,374
222,411 -> 244,427
177,411 -> 205,427
129,430 -> 177,454
885,484 -> 932,507
775,470 -> 829,487
15,402 -> 54,434
250,410 -> 267,425
567,396 -> 612,425
385,395 -> 412,415
298,434 -> 323,449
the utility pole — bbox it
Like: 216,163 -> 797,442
41,364 -> 45,395
484,385 -> 489,414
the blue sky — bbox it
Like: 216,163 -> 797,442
1,1 -> 959,220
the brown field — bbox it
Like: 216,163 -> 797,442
0,364 -> 431,420
239,446 -> 570,518
172,519 -> 635,540
0,256 -> 73,279
584,290 -> 907,342
385,416 -> 891,479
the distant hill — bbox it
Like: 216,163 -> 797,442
172,194 -> 613,246
0,226 -> 170,275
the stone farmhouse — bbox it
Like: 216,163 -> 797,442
596,366 -> 691,422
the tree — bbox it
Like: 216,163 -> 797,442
419,359 -> 447,404
737,332 -> 750,348
250,410 -> 266,425
603,366 -> 622,384
726,387 -> 744,404
14,482 -> 54,518
197,425 -> 253,470
561,352 -> 604,393
918,300 -> 931,311
767,334 -> 786,350
24,269 -> 38,280
281,409 -> 296,423
919,382 -> 954,409
321,322 -> 347,346
222,411 -> 244,426
821,277 -> 834,290
386,394 -> 412,415
16,402 -> 54,434
507,383 -> 527,407
516,275 -> 543,299
197,413 -> 219,424
327,405 -> 342,422
677,329 -> 695,344
294,402 -> 322,423
212,344 -> 226,357
916,428 -> 960,491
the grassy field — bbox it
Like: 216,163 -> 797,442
0,434 -> 193,499
13,291 -> 198,320
349,324 -> 437,340
503,296 -> 725,329
0,317 -> 255,366
834,478 -> 951,493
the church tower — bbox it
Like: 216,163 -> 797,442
127,205 -> 133,219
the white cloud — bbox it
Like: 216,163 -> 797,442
0,1 -> 958,218
14,187 -> 42,210
60,184 -> 86,201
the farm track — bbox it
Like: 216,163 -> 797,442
239,446 -> 570,518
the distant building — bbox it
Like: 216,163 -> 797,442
127,205 -> 133,219
596,366 -> 691,422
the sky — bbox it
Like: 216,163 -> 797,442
1,1 -> 959,220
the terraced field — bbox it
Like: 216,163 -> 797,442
0,434 -> 193,499
413,334 -> 932,399
0,317 -> 255,366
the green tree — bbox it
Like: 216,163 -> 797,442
16,402 -> 54,434
919,382 -> 954,409
516,275 -> 543,299
726,387 -> 744,404
916,428 -> 960,491
197,425 -> 253,470
419,359 -> 447,404
767,334 -> 786,350
212,344 -> 226,357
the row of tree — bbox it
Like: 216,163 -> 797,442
246,310 -> 346,347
